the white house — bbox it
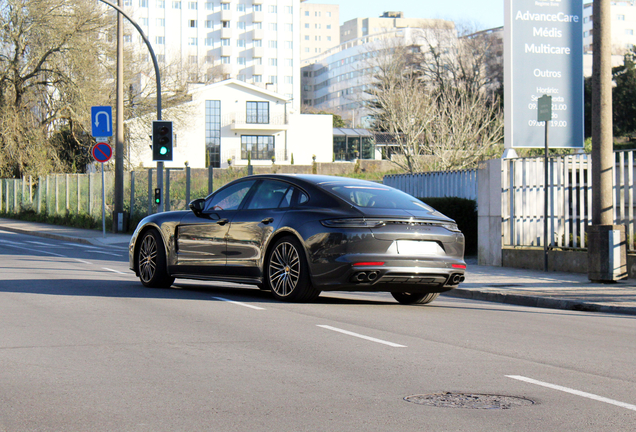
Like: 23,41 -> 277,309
127,79 -> 333,169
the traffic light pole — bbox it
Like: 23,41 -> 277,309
97,0 -> 164,212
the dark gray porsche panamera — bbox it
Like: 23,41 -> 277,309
129,174 -> 466,304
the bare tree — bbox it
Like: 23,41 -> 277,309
366,29 -> 503,173
0,0 -> 110,177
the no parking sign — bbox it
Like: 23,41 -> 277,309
92,142 -> 113,163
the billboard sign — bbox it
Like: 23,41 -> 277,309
504,0 -> 584,148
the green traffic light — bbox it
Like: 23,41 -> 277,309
155,198 -> 160,204
160,146 -> 168,155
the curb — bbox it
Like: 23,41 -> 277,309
443,288 -> 636,316
0,225 -> 128,248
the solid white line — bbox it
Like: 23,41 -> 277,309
212,296 -> 265,310
74,259 -> 92,265
102,267 -> 127,275
506,375 -> 636,412
317,325 -> 407,348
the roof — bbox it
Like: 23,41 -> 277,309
188,78 -> 290,102
333,128 -> 374,137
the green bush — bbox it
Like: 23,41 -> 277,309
419,197 -> 477,256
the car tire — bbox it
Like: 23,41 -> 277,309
137,229 -> 175,288
391,292 -> 440,305
266,236 -> 320,302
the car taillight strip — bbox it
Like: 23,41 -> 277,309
353,262 -> 385,266
452,264 -> 467,269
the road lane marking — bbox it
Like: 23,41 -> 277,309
0,241 -> 67,257
317,325 -> 407,348
506,375 -> 636,412
212,296 -> 266,310
74,259 -> 92,264
25,241 -> 60,247
102,267 -> 127,274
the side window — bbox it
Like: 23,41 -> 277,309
246,180 -> 291,209
204,180 -> 255,211
280,187 -> 293,208
298,191 -> 309,205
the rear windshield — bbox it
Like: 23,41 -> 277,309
324,184 -> 436,211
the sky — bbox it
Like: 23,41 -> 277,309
304,0 -> 504,32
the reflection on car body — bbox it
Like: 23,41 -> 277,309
129,174 -> 466,304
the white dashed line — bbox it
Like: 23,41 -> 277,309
212,297 -> 266,310
102,267 -> 127,275
507,375 -> 636,412
317,325 -> 407,348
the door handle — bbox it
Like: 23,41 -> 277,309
261,217 -> 274,224
216,218 -> 229,226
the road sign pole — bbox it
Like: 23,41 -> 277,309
537,94 -> 552,272
101,162 -> 106,238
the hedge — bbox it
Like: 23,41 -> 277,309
419,197 -> 477,256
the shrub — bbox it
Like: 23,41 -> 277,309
419,197 -> 477,256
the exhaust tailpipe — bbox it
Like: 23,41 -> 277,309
367,271 -> 378,282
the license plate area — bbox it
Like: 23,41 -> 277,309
396,240 -> 444,256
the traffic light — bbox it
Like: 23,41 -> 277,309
152,120 -> 173,161
154,188 -> 161,205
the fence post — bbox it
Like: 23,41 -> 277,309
165,169 -> 171,212
37,177 -> 42,213
88,173 -> 93,216
14,179 -> 18,212
65,174 -> 69,212
55,175 -> 59,214
208,165 -> 214,194
186,166 -> 191,207
77,174 -> 81,214
148,168 -> 153,215
130,170 -> 135,224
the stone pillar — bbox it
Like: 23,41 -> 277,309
477,159 -> 502,266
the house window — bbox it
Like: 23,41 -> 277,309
254,22 -> 262,29
189,20 -> 197,28
139,0 -> 148,7
254,4 -> 262,11
268,75 -> 277,84
269,23 -> 277,31
188,38 -> 198,46
237,3 -> 245,11
156,0 -> 164,7
237,39 -> 246,47
285,41 -> 293,49
237,21 -> 246,29
304,11 -> 309,16
205,100 -> 221,168
284,76 -> 292,84
246,101 -> 269,124
618,14 -> 626,21
285,59 -> 293,67
157,18 -> 165,26
268,40 -> 277,49
304,35 -> 309,40
254,57 -> 262,64
221,38 -> 230,46
254,75 -> 262,82
188,1 -> 197,10
237,57 -> 246,65
285,24 -> 293,32
221,56 -> 230,63
205,2 -> 213,10
237,74 -> 246,81
268,5 -> 277,13
172,1 -> 181,8
241,135 -> 275,160
269,58 -> 277,66
222,21 -> 230,28
304,23 -> 309,29
124,35 -> 132,43
285,6 -> 293,14
205,37 -> 213,46
205,20 -> 212,28
155,36 -> 165,44
254,39 -> 262,47
627,29 -> 634,35
221,2 -> 229,9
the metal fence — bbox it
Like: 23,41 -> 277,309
502,151 -> 636,251
383,169 -> 478,200
0,167 -> 247,226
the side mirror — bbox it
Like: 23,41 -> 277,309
189,198 -> 206,217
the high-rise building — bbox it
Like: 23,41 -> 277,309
118,0 -> 301,110
298,2 -> 339,61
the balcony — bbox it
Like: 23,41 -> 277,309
252,64 -> 264,75
252,0 -> 263,4
221,46 -> 233,57
221,27 -> 232,39
252,46 -> 263,58
252,28 -> 264,40
221,10 -> 232,22
252,11 -> 263,22
224,113 -> 288,131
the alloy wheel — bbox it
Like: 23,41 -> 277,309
139,233 -> 158,283
269,241 -> 300,297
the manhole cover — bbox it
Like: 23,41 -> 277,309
404,393 -> 535,409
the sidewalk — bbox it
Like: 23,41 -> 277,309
2,217 -> 636,316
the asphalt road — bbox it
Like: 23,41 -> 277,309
1,230 -> 635,431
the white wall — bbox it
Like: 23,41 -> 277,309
286,113 -> 333,164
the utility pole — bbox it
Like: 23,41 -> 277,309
113,0 -> 125,232
588,0 -> 627,281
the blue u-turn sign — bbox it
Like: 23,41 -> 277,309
91,106 -> 113,137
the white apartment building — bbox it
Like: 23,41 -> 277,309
301,22 -> 455,126
583,0 -> 636,54
118,0 -> 301,110
298,2 -> 339,60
